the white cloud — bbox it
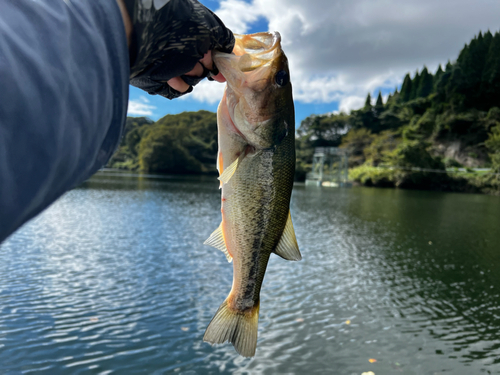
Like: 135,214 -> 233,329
206,0 -> 500,112
339,96 -> 365,114
214,0 -> 263,34
180,79 -> 225,104
127,96 -> 157,116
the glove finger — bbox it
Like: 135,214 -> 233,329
130,75 -> 193,100
180,61 -> 211,87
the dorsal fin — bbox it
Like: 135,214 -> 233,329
204,223 -> 232,262
274,212 -> 301,261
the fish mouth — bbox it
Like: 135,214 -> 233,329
214,32 -> 284,91
231,32 -> 282,72
215,32 -> 288,149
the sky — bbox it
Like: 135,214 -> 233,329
127,0 -> 500,127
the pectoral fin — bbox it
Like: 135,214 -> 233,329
204,223 -> 232,262
274,212 -> 301,261
218,156 -> 239,184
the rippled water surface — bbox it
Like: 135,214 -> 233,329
2,172 -> 500,374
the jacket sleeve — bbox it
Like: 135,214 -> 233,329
0,0 -> 130,243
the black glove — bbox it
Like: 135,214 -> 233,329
123,0 -> 234,99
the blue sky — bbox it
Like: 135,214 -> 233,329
128,0 -> 500,127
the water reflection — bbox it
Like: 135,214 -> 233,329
1,173 -> 500,374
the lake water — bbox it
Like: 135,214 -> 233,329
1,171 -> 500,374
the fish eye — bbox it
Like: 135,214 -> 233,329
275,70 -> 289,86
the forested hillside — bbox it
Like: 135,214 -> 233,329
109,31 -> 500,194
296,30 -> 500,194
107,111 -> 218,175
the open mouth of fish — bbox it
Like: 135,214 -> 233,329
214,31 -> 285,95
214,32 -> 289,148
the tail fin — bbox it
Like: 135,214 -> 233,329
203,299 -> 260,357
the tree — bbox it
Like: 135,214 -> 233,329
434,64 -> 444,81
417,66 -> 433,98
481,32 -> 500,109
364,93 -> 372,109
400,73 -> 412,102
296,113 -> 348,147
410,70 -> 420,100
485,123 -> 500,172
445,60 -> 453,72
339,128 -> 374,167
374,91 -> 384,117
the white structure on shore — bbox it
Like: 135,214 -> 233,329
305,147 -> 350,187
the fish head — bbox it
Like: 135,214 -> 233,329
214,32 -> 294,149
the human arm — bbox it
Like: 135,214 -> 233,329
0,0 -> 233,244
0,0 -> 130,243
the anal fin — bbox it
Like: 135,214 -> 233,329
204,223 -> 232,262
274,211 -> 301,261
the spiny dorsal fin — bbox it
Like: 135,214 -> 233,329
274,212 -> 301,261
218,156 -> 240,184
204,224 -> 232,262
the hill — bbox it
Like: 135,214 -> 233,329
107,111 -> 218,175
296,30 -> 500,194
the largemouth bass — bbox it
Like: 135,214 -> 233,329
203,32 -> 301,358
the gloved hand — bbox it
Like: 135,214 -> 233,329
123,0 -> 234,99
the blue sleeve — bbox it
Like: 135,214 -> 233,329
0,0 -> 130,242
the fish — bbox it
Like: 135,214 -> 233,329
203,32 -> 301,358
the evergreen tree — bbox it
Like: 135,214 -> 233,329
445,60 -> 453,72
447,65 -> 466,109
457,44 -> 469,65
400,74 -> 412,102
364,93 -> 372,109
410,71 -> 420,100
456,32 -> 491,108
375,91 -> 384,118
481,32 -> 500,109
434,64 -> 444,88
417,66 -> 434,98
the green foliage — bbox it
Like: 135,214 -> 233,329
349,164 -> 395,187
339,128 -> 374,167
385,141 -> 445,170
410,70 -> 420,100
296,113 -> 348,147
139,111 -> 218,174
107,111 -> 218,175
107,117 -> 153,170
417,66 -> 433,98
351,141 -> 452,190
400,74 -> 412,102
364,93 -> 372,109
485,123 -> 500,172
363,130 -> 400,166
